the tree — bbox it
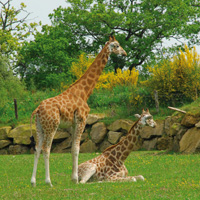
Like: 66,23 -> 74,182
0,53 -> 26,107
16,24 -> 82,90
49,0 -> 200,70
0,0 -> 37,58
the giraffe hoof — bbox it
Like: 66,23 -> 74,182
138,175 -> 145,181
31,178 -> 36,187
45,180 -> 53,187
80,180 -> 86,184
31,182 -> 36,187
46,182 -> 53,187
71,178 -> 78,184
132,177 -> 137,182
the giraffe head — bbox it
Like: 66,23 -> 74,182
134,109 -> 156,128
108,36 -> 127,56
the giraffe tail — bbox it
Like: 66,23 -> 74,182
30,107 -> 39,151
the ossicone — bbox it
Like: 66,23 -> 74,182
109,35 -> 116,42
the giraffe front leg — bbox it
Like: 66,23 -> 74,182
71,119 -> 86,183
78,163 -> 97,184
134,175 -> 145,181
42,133 -> 55,187
31,147 -> 41,187
43,148 -> 53,187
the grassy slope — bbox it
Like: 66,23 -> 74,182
180,97 -> 200,115
0,152 -> 200,200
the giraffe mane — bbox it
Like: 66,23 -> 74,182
67,42 -> 110,91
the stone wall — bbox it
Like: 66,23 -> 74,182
0,113 -> 199,155
141,113 -> 200,153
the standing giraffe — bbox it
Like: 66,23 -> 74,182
78,109 -> 156,183
30,36 -> 127,187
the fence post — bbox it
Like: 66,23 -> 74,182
154,90 -> 159,113
14,99 -> 18,120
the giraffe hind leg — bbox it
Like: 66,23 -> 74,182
42,131 -> 57,187
106,175 -> 145,182
31,115 -> 44,187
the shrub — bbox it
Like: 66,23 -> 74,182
69,52 -> 139,90
144,45 -> 200,105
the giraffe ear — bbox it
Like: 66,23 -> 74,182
142,108 -> 145,113
134,114 -> 141,119
109,35 -> 115,42
112,36 -> 116,40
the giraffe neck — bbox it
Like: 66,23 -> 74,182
119,119 -> 142,162
65,43 -> 110,101
105,118 -> 142,163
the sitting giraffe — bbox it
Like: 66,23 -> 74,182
78,109 -> 156,183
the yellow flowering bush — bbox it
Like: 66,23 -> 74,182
129,94 -> 143,108
68,53 -> 139,90
145,45 -> 200,101
95,68 -> 139,89
70,53 -> 94,80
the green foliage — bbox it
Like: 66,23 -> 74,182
0,152 -> 200,199
144,45 -> 200,106
0,1 -> 37,59
16,24 -> 80,89
0,87 -> 58,125
70,53 -> 139,90
50,0 -> 200,70
89,86 -> 131,109
0,55 -> 28,123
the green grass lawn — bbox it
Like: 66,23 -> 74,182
0,151 -> 200,200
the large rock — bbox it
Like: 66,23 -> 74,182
195,121 -> 200,128
52,137 -> 72,153
9,145 -> 29,155
181,114 -> 200,128
80,140 -> 98,153
164,116 -> 180,135
171,136 -> 180,152
99,140 -> 112,152
179,127 -> 200,153
169,128 -> 188,152
164,116 -> 171,135
86,114 -> 105,125
90,122 -> 107,144
157,136 -> 173,150
0,149 -> 8,155
0,126 -> 12,139
8,124 -> 36,145
53,131 -> 70,141
108,131 -> 123,144
169,123 -> 182,136
176,128 -> 188,140
142,138 -> 157,150
140,120 -> 163,139
107,119 -> 133,133
81,131 -> 89,142
0,140 -> 12,149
